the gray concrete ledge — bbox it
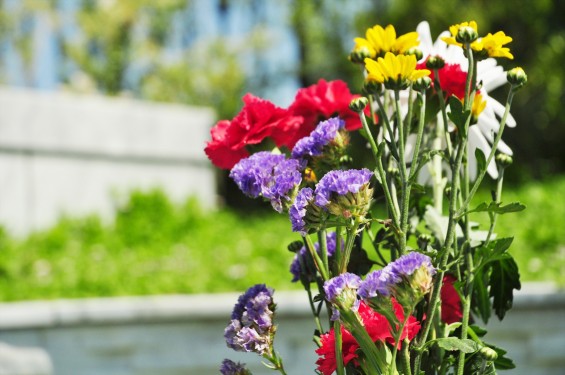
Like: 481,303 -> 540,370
0,282 -> 562,331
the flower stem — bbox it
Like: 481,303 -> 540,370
394,89 -> 410,257
334,320 -> 345,375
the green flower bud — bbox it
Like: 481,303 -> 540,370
456,26 -> 479,44
363,80 -> 383,95
496,153 -> 513,167
417,233 -> 433,250
413,76 -> 432,92
405,47 -> 423,61
349,97 -> 369,113
426,55 -> 445,70
507,67 -> 527,88
326,184 -> 373,220
479,346 -> 498,361
349,46 -> 372,64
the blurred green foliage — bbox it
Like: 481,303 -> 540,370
0,176 -> 563,301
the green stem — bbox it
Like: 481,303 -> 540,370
408,91 -> 428,182
402,339 -> 413,375
394,89 -> 410,257
485,167 -> 505,245
339,217 -> 361,273
456,247 -> 475,375
334,320 -> 345,375
390,315 -> 410,375
318,229 -> 330,279
305,235 -> 329,281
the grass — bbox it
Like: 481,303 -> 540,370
0,176 -> 563,302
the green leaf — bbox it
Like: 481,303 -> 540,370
475,148 -> 487,176
489,256 -> 521,320
472,267 -> 492,324
447,95 -> 471,132
434,337 -> 479,353
474,237 -> 514,273
467,201 -> 526,215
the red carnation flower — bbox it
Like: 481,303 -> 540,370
204,94 -> 302,170
441,274 -> 463,324
315,300 -> 420,375
418,61 -> 468,100
288,79 -> 364,147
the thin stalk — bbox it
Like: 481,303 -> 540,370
402,339 -> 412,375
433,68 -> 454,158
394,89 -> 410,257
456,248 -> 475,375
408,91 -> 428,181
334,320 -> 345,375
374,93 -> 401,162
305,235 -> 329,281
305,284 -> 324,335
339,217 -> 361,273
390,315 -> 410,375
485,167 -> 505,245
318,229 -> 330,279
334,226 -> 343,275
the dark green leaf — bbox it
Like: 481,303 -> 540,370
472,268 -> 492,324
447,95 -> 471,132
469,325 -> 488,337
434,337 -> 479,353
474,237 -> 514,273
347,247 -> 374,276
489,257 -> 521,320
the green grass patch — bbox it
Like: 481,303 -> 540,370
0,175 -> 563,302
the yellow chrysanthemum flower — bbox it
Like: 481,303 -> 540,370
475,31 -> 514,59
353,24 -> 419,58
364,52 -> 431,90
442,21 -> 513,60
471,92 -> 487,121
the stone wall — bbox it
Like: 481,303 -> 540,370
0,86 -> 216,235
0,283 -> 562,375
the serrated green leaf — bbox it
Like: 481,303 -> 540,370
489,257 -> 521,320
434,337 -> 479,353
475,237 -> 514,273
469,324 -> 488,337
467,201 -> 526,215
484,343 -> 516,370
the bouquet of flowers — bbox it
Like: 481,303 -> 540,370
206,20 -> 527,375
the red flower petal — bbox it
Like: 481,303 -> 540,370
441,274 -> 463,324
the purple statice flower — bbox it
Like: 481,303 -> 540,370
314,168 -> 373,207
389,252 -> 436,279
290,232 -> 342,282
291,117 -> 345,160
358,268 -> 398,299
324,273 -> 362,320
324,272 -> 362,302
225,284 -> 275,355
220,359 -> 250,375
229,152 -> 302,212
289,187 -> 314,235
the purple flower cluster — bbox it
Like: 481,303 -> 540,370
359,252 -> 436,300
220,359 -> 250,375
314,168 -> 373,207
224,284 -> 275,355
291,117 -> 345,161
229,152 -> 302,212
290,232 -> 341,282
289,187 -> 314,235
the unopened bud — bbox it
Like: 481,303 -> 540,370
405,47 -> 423,61
507,67 -> 527,88
417,234 -> 433,250
456,26 -> 478,44
479,346 -> 498,361
413,76 -> 432,92
349,97 -> 369,113
363,80 -> 382,95
426,55 -> 445,70
287,241 -> 304,253
496,153 -> 513,167
349,46 -> 372,64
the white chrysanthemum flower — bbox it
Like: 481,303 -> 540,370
416,21 -> 515,179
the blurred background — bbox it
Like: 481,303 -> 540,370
0,1 -> 563,374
